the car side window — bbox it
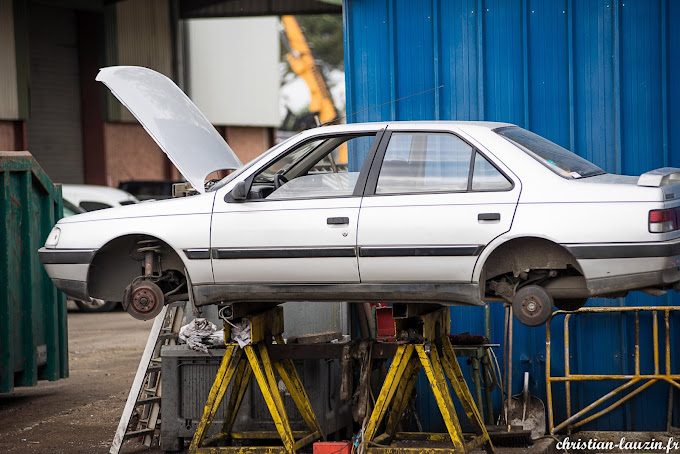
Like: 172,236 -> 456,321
250,134 -> 376,200
471,152 -> 513,191
376,132 -> 473,194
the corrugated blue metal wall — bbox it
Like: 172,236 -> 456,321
344,0 -> 680,432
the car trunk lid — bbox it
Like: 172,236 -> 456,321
96,66 -> 242,193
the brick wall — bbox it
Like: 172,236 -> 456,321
103,122 -> 171,187
0,121 -> 24,151
103,122 -> 274,188
224,126 -> 273,164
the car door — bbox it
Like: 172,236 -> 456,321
357,127 -> 521,283
211,130 -> 383,284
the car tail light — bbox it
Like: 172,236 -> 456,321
649,208 -> 680,233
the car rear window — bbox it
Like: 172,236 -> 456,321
496,126 -> 604,179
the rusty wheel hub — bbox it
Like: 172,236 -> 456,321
125,280 -> 165,320
512,285 -> 554,327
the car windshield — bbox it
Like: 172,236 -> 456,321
209,133 -> 302,191
496,127 -> 605,179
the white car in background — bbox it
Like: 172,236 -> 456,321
62,184 -> 139,212
38,66 -> 680,326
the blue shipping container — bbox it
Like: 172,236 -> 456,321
343,0 -> 680,431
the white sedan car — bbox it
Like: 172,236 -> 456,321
39,66 -> 680,326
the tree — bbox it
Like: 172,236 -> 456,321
295,14 -> 344,71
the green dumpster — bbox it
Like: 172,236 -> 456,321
0,151 -> 68,393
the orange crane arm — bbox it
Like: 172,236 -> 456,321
281,15 -> 337,125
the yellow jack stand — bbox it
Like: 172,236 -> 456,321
189,307 -> 323,454
363,308 -> 494,454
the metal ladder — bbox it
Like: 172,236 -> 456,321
110,302 -> 185,454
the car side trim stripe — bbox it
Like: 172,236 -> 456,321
567,242 -> 680,259
38,248 -> 96,264
202,243 -> 680,261
359,246 -> 484,257
212,247 -> 357,259
184,249 -> 211,260
206,246 -> 485,260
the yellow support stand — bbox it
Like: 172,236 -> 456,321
190,306 -> 493,454
363,308 -> 494,454
189,307 -> 323,454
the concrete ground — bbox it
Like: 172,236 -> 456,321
0,305 -> 560,453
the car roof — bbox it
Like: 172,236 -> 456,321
296,120 -> 514,137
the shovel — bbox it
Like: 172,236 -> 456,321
508,372 -> 546,440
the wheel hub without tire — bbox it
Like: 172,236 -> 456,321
512,285 -> 554,327
126,280 -> 165,320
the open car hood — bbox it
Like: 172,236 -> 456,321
96,66 -> 242,193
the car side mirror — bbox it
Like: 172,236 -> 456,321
228,181 -> 248,202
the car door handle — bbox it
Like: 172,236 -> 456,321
478,213 -> 501,221
327,217 -> 350,225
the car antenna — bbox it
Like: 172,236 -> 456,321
319,84 -> 444,127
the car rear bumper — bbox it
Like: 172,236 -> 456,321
38,248 -> 96,301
